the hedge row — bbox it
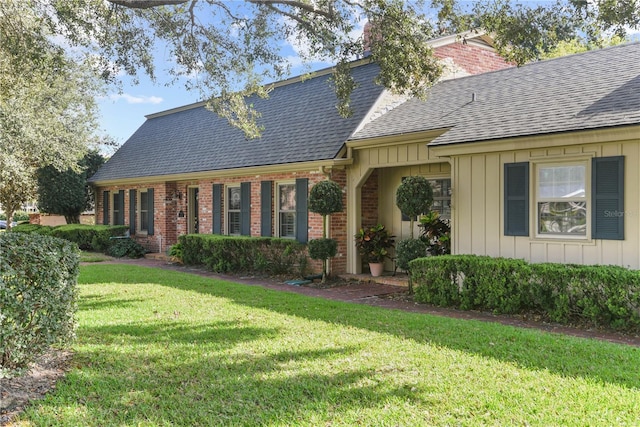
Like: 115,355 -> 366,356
1,232 -> 79,375
410,255 -> 640,331
179,234 -> 308,276
11,224 -> 129,252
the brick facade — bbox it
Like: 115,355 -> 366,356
433,42 -> 512,75
94,35 -> 512,275
95,168 -> 349,274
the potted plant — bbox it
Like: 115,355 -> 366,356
354,224 -> 395,276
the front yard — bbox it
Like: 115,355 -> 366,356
14,264 -> 640,426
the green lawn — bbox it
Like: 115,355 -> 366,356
17,264 -> 640,426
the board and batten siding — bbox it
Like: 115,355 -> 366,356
451,139 -> 640,268
345,134 -> 447,273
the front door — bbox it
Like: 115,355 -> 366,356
188,187 -> 199,234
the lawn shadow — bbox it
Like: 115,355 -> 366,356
81,264 -> 640,391
49,342 -> 426,426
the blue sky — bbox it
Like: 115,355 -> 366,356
96,6 -> 353,147
94,1 -> 639,148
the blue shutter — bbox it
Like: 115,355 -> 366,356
117,190 -> 125,225
213,184 -> 222,234
147,188 -> 154,236
261,181 -> 272,236
241,182 -> 251,236
295,178 -> 308,243
103,191 -> 109,225
592,156 -> 624,240
129,190 -> 136,235
504,162 -> 529,236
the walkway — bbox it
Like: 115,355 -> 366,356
108,256 -> 640,348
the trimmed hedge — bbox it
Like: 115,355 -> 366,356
11,224 -> 128,251
179,234 -> 308,276
0,232 -> 80,375
410,255 -> 640,331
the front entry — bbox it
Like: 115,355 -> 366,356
188,187 -> 199,234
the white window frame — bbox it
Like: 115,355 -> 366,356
276,182 -> 296,239
226,184 -> 241,236
534,160 -> 590,239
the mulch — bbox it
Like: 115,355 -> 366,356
2,257 -> 639,425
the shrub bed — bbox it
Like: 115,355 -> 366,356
179,234 -> 307,276
0,232 -> 80,375
410,255 -> 640,331
11,224 -> 128,252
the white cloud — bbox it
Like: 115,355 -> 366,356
109,93 -> 164,104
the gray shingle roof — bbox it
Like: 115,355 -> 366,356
90,62 -> 383,182
351,42 -> 640,146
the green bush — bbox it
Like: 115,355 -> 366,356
308,238 -> 338,261
179,234 -> 307,276
107,238 -> 146,258
0,232 -> 79,376
10,224 -> 128,251
169,243 -> 183,262
395,238 -> 428,271
10,223 -> 53,235
0,211 -> 29,222
410,255 -> 640,331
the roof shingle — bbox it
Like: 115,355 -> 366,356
90,62 -> 383,182
351,43 -> 640,146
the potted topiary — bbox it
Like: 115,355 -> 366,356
354,224 -> 395,276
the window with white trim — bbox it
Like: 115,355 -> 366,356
277,183 -> 296,238
227,185 -> 241,235
536,162 -> 588,236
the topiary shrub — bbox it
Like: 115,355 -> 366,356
107,238 -> 146,258
0,232 -> 79,376
309,180 -> 344,217
308,238 -> 338,261
308,180 -> 344,282
396,176 -> 433,238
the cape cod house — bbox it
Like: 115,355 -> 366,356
89,36 -> 640,274
89,31 -> 511,274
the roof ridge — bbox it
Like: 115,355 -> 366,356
427,41 -> 640,87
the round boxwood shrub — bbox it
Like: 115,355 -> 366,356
396,176 -> 433,238
395,238 -> 428,271
309,180 -> 344,218
308,238 -> 338,260
0,232 -> 80,375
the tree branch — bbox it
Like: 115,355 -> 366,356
247,0 -> 335,19
107,0 -> 189,9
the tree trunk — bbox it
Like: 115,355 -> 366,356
65,214 -> 81,224
5,208 -> 15,231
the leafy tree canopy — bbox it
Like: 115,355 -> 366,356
37,151 -> 106,224
0,1 -> 106,227
5,0 -> 637,139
